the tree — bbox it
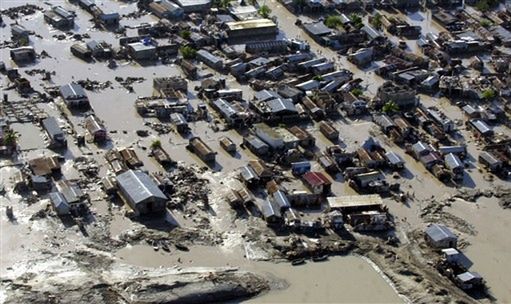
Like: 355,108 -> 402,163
351,88 -> 363,97
349,13 -> 363,29
370,13 -> 382,29
3,129 -> 17,147
180,30 -> 191,39
258,5 -> 272,18
482,88 -> 496,100
151,139 -> 162,150
382,101 -> 400,114
180,46 -> 196,60
475,0 -> 490,12
325,15 -> 343,29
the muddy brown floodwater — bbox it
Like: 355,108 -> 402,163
116,244 -> 405,303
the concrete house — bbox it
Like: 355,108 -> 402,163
116,170 -> 168,215
425,223 -> 458,248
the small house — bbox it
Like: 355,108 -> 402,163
467,119 -> 493,138
425,223 -> 458,248
302,171 -> 331,195
385,151 -> 405,170
455,272 -> 484,290
60,83 -> 90,108
11,24 -> 30,41
189,137 -> 216,163
319,121 -> 339,141
71,43 -> 92,61
44,6 -> 75,29
478,151 -> 503,173
170,113 -> 189,133
444,153 -> 464,179
49,192 -> 70,215
30,175 -> 51,191
240,165 -> 259,186
10,46 -> 36,64
243,136 -> 269,156
441,248 -> 472,269
260,199 -> 282,225
84,115 -> 107,142
219,136 -> 236,153
127,42 -> 157,60
291,161 -> 311,175
196,49 -> 224,71
42,117 -> 66,148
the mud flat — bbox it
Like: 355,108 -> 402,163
0,249 -> 269,304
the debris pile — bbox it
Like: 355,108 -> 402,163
0,4 -> 42,19
76,79 -> 113,91
114,76 -> 145,93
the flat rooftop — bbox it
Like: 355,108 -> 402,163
226,19 -> 277,31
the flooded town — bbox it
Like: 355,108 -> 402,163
0,0 -> 511,303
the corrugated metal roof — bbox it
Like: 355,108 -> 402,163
268,98 -> 297,114
116,170 -> 167,205
42,117 -> 64,138
385,151 -> 404,165
445,153 -> 463,170
273,190 -> 290,210
60,83 -> 87,99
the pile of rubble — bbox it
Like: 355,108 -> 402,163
76,79 -> 113,91
73,156 -> 100,179
0,4 -> 42,19
168,165 -> 210,209
114,76 -> 145,93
